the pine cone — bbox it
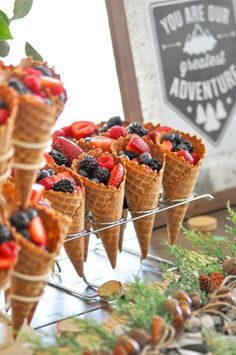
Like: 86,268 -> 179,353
209,272 -> 224,292
199,274 -> 211,293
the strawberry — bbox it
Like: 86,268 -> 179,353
70,121 -> 96,139
39,177 -> 54,190
106,125 -> 126,139
97,154 -> 115,171
162,140 -> 173,151
156,125 -> 173,132
108,163 -> 125,188
177,149 -> 194,165
0,108 -> 10,124
52,137 -> 84,164
62,125 -> 72,137
126,134 -> 151,154
41,76 -> 64,95
52,129 -> 65,141
23,74 -> 41,93
29,216 -> 47,246
0,257 -> 15,270
76,185 -> 82,192
191,152 -> 200,165
31,183 -> 45,203
24,67 -> 42,77
0,242 -> 17,258
44,152 -> 55,166
56,171 -> 76,184
90,136 -> 115,152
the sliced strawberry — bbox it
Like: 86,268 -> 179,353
0,108 -> 10,124
0,257 -> 15,270
156,125 -> 173,132
126,134 -> 151,155
41,76 -> 64,95
24,67 -> 42,77
52,137 -> 84,164
44,152 -> 55,166
90,136 -> 115,152
39,177 -> 54,190
62,125 -> 72,137
0,242 -> 17,258
97,154 -> 115,171
29,216 -> 47,246
52,129 -> 65,141
177,149 -> 194,165
162,140 -> 173,151
23,74 -> 41,93
106,125 -> 126,139
191,152 -> 200,165
31,183 -> 45,203
70,121 -> 96,139
108,163 -> 125,188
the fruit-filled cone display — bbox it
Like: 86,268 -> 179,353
112,134 -> 165,259
8,206 -> 70,336
1,58 -> 66,207
0,85 -> 18,195
37,166 -> 85,277
156,131 -> 205,244
72,150 -> 125,268
0,224 -> 18,290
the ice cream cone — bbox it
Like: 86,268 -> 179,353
10,206 -> 70,336
157,133 -> 205,244
0,85 -> 18,195
43,167 -> 85,277
0,268 -> 12,290
72,150 -> 125,268
112,136 -> 165,259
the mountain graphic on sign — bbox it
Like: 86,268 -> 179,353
183,24 -> 217,55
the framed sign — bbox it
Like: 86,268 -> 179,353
148,0 -> 236,145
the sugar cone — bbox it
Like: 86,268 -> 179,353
43,167 -> 85,277
10,207 -> 70,336
111,136 -> 165,259
157,133 -> 205,244
0,85 -> 18,194
72,150 -> 125,268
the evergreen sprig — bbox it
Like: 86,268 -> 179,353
226,202 -> 236,236
206,331 -> 236,355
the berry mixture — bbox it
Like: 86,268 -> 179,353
160,132 -> 200,165
100,116 -> 124,133
118,135 -> 162,173
0,100 -> 10,125
0,224 -> 18,270
8,63 -> 66,106
52,121 -> 96,141
9,208 -> 47,249
37,170 -> 81,193
77,153 -> 125,187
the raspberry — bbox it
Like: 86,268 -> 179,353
106,125 -> 126,139
53,179 -> 76,193
149,158 -> 162,172
10,211 -> 30,231
93,167 -> 110,184
79,155 -> 98,176
127,122 -> 147,136
49,150 -> 68,166
0,225 -> 12,243
97,154 -> 115,171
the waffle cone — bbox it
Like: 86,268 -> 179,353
12,93 -> 56,207
111,136 -> 165,259
157,133 -> 205,244
43,167 -> 85,277
0,267 -> 12,290
0,85 -> 18,194
72,151 -> 126,268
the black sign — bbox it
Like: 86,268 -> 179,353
150,0 -> 236,144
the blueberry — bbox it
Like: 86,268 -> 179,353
0,100 -> 6,108
37,169 -> 50,182
34,65 -> 53,77
139,153 -> 152,165
90,178 -> 100,184
100,123 -> 109,133
22,208 -> 38,221
0,224 -> 12,243
118,151 -> 125,156
10,211 -> 30,231
47,169 -> 55,176
9,78 -> 29,94
149,158 -> 162,172
84,137 -> 92,143
124,151 -> 137,160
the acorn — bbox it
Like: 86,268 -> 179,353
179,301 -> 191,319
164,297 -> 183,316
113,344 -> 128,355
116,335 -> 140,355
130,329 -> 150,349
171,313 -> 185,334
222,258 -> 236,275
189,292 -> 202,309
174,290 -> 192,305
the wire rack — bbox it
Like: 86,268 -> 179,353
48,191 -> 214,301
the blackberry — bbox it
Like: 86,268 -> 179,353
149,158 -> 162,172
10,211 -> 30,231
22,208 -> 38,221
177,139 -> 193,153
34,65 -> 53,77
93,167 -> 110,184
90,178 -> 100,184
0,224 -> 12,243
37,169 -> 50,182
139,153 -> 152,165
49,150 -> 68,166
100,116 -> 123,132
53,179 -> 76,193
9,78 -> 29,94
79,155 -> 98,176
0,100 -> 6,108
124,151 -> 137,160
127,122 -> 147,136
78,169 -> 89,178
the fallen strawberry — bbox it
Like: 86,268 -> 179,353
126,134 -> 151,154
106,125 -> 126,139
97,154 -> 115,171
29,216 -> 47,246
177,149 -> 194,164
52,137 -> 84,164
108,163 -> 125,188
90,136 -> 115,152
70,121 -> 96,139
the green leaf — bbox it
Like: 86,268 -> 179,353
0,11 -> 9,25
0,41 -> 10,57
12,0 -> 33,20
0,14 -> 13,40
25,42 -> 43,61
